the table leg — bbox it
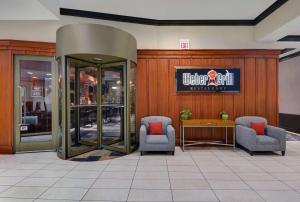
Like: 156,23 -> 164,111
180,124 -> 182,147
182,126 -> 185,152
233,127 -> 236,151
225,127 -> 228,145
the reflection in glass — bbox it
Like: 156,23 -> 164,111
68,59 -> 98,156
19,60 -> 52,142
130,62 -> 137,150
57,57 -> 63,151
101,67 -> 125,150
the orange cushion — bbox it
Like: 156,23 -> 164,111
250,122 -> 265,135
148,122 -> 163,135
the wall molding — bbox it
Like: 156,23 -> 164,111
60,0 -> 288,26
279,50 -> 300,62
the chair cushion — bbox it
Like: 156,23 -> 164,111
146,135 -> 168,144
256,135 -> 279,145
250,122 -> 265,135
148,122 -> 163,135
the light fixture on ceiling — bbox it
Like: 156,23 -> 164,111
27,72 -> 33,75
93,57 -> 103,63
46,73 -> 52,76
32,76 -> 37,79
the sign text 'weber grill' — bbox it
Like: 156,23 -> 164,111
176,68 -> 240,92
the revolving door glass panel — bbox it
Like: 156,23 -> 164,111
101,63 -> 126,152
68,58 -> 98,157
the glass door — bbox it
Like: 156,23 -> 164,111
100,62 -> 127,152
14,55 -> 56,152
67,58 -> 98,157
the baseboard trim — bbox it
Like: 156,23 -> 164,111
0,145 -> 13,154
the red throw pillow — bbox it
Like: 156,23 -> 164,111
148,122 -> 163,135
250,122 -> 265,135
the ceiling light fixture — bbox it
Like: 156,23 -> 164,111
27,72 -> 33,75
93,57 -> 103,62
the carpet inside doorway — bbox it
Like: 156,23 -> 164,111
69,149 -> 126,161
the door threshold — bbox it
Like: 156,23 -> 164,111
15,149 -> 56,154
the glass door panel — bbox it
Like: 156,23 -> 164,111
14,55 -> 56,152
68,58 -> 98,157
100,63 -> 126,152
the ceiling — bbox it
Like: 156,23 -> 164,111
59,0 -> 277,20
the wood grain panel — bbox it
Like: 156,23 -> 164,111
266,58 -> 278,125
136,59 -> 149,123
244,58 -> 256,115
137,50 -> 279,144
256,58 -> 267,117
0,50 -> 13,153
157,59 -> 169,116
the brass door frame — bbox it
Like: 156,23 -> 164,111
66,57 -> 99,157
14,55 -> 57,152
100,61 -> 128,153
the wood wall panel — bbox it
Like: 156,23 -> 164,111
0,50 -> 13,153
256,58 -> 267,117
244,58 -> 256,115
0,40 -> 55,154
137,50 -> 280,144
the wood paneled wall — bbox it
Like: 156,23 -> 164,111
137,50 -> 280,144
0,40 -> 55,154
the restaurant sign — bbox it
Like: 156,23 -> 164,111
176,67 -> 240,92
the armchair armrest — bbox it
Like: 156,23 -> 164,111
236,125 -> 256,150
139,125 -> 147,151
167,125 -> 175,147
266,125 -> 286,150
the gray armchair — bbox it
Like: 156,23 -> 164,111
139,116 -> 175,155
235,116 -> 286,156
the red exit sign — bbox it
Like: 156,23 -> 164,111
179,39 -> 190,49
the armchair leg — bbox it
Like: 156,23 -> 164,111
171,151 -> 175,156
140,151 -> 144,156
282,151 -> 285,156
249,151 -> 254,156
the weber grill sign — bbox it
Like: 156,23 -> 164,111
176,67 -> 240,92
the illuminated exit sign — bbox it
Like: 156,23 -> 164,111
179,39 -> 190,49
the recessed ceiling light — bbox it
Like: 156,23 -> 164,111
46,73 -> 52,76
27,72 -> 33,75
32,76 -> 37,79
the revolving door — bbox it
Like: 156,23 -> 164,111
56,24 -> 137,159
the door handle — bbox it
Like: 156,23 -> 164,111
17,85 -> 22,126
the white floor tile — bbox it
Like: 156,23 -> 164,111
0,177 -> 25,185
134,171 -> 169,179
92,179 -> 132,189
83,188 -> 129,201
0,186 -> 47,199
16,177 -> 59,187
132,179 -> 170,189
208,179 -> 250,190
246,180 -> 292,191
172,189 -> 218,202
257,190 -> 300,202
53,178 -> 95,188
214,189 -> 265,202
40,187 -> 88,200
128,189 -> 172,202
171,179 -> 210,189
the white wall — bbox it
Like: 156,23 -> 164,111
0,15 -> 296,49
279,56 -> 300,115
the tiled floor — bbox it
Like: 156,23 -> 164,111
1,142 -> 300,201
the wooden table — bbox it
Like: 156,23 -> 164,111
180,119 -> 236,151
